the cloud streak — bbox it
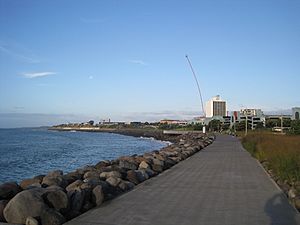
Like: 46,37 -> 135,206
129,59 -> 148,66
22,72 -> 56,79
0,44 -> 40,64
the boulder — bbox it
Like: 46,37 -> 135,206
62,172 -> 80,185
66,180 -> 83,192
100,171 -> 122,179
144,168 -> 156,178
40,208 -> 66,225
0,200 -> 8,222
42,176 -> 68,188
126,170 -> 147,185
26,216 -> 39,225
67,190 -> 85,213
138,161 -> 151,170
83,171 -> 99,180
81,201 -> 94,213
119,159 -> 137,171
47,170 -> 63,177
152,159 -> 164,172
0,182 -> 22,200
20,178 -> 41,190
33,175 -> 45,183
95,160 -> 111,169
3,188 -> 48,224
164,158 -> 176,169
43,190 -> 68,213
118,181 -> 135,191
106,177 -> 122,187
153,153 -> 165,161
81,178 -> 102,190
92,185 -> 104,206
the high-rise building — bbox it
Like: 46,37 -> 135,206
205,95 -> 227,118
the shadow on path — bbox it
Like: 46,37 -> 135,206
265,193 -> 299,225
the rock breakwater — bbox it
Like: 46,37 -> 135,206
0,133 -> 214,225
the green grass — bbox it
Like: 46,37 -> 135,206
242,132 -> 300,184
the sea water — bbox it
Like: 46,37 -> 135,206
0,128 -> 167,183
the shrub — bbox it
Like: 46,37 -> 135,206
242,132 -> 300,183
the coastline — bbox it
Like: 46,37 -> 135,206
0,128 -> 215,225
49,127 -> 181,142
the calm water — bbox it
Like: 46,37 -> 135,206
0,128 -> 167,183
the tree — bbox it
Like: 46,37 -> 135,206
265,118 -> 280,128
235,120 -> 251,131
222,123 -> 230,131
208,119 -> 221,132
193,123 -> 203,131
255,122 -> 265,130
291,120 -> 300,135
88,120 -> 94,126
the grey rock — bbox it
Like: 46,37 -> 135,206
67,190 -> 85,213
42,176 -> 68,188
80,178 -> 101,189
83,171 -> 99,180
152,159 -> 164,172
100,171 -> 122,179
138,161 -> 151,170
20,178 -> 41,190
119,160 -> 137,170
144,168 -> 156,177
26,216 -> 39,225
95,160 -> 111,169
47,170 -> 63,177
92,185 -> 104,206
106,177 -> 122,187
129,170 -> 148,184
40,208 -> 65,225
3,188 -> 48,224
118,181 -> 135,191
44,190 -> 68,212
0,200 -> 8,222
0,182 -> 22,200
66,180 -> 83,192
33,175 -> 45,183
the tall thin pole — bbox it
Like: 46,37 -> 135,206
281,115 -> 283,134
245,114 -> 248,136
185,55 -> 205,117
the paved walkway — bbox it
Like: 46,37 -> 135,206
65,135 -> 300,225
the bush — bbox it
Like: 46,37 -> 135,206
242,132 -> 300,183
291,120 -> 300,135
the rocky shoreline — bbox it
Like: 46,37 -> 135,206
0,132 -> 214,225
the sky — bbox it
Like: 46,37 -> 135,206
0,0 -> 299,127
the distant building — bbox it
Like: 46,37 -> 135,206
205,95 -> 227,118
292,107 -> 300,120
233,109 -> 265,130
240,109 -> 264,117
160,119 -> 188,125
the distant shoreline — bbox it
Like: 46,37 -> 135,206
49,127 -> 180,142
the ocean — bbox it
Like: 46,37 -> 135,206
0,128 -> 168,183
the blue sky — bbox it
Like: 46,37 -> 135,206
0,0 -> 299,127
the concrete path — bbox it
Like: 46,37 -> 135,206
65,135 -> 300,225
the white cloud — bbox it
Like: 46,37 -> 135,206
22,72 -> 56,79
129,59 -> 147,66
88,75 -> 94,80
